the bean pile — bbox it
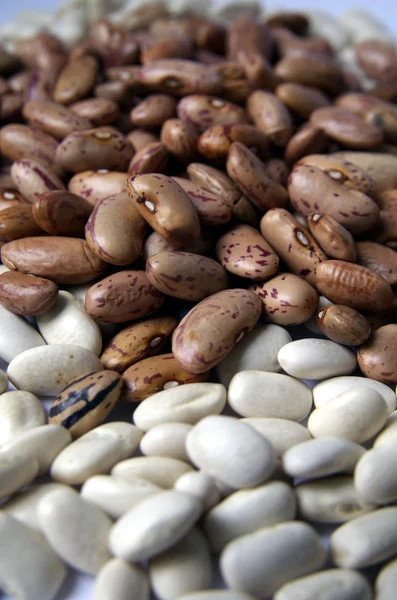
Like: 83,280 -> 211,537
1,0 -> 397,598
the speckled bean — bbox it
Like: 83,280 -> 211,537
138,59 -> 223,97
53,55 -> 97,104
0,204 -> 45,245
32,190 -> 92,237
70,97 -> 120,126
307,213 -> 357,262
68,169 -> 128,207
358,324 -> 397,382
178,95 -> 248,131
11,158 -> 65,205
130,94 -> 177,129
23,99 -> 91,139
161,118 -> 200,163
0,124 -> 59,169
128,142 -> 169,176
198,124 -> 269,162
247,90 -> 294,146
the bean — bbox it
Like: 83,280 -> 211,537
0,204 -> 45,245
94,560 -> 150,600
68,169 -> 128,207
0,124 -> 59,169
128,141 -> 169,175
33,190 -> 92,237
274,569 -> 372,600
310,106 -> 383,149
307,213 -> 357,262
376,557 -> 397,600
1,482 -> 70,530
278,339 -> 357,379
130,94 -> 177,129
241,418 -> 311,456
53,55 -> 97,104
198,124 -> 269,162
161,118 -> 200,163
275,82 -> 331,119
172,177 -> 233,226
140,422 -> 192,462
70,97 -> 120,126
274,54 -> 344,95
247,90 -> 294,146
316,304 -> 371,346
0,453 -> 39,500
174,471 -> 221,511
0,271 -> 58,316
11,158 -> 65,204
23,99 -> 92,139
374,411 -> 397,447
178,95 -> 248,131
138,59 -> 223,97
356,240 -> 397,285
358,324 -> 397,382
0,304 -> 45,363
112,456 -> 193,489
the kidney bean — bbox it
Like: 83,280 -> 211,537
70,98 -> 119,127
187,163 -> 241,204
310,107 -> 384,149
356,241 -> 397,284
0,125 -> 59,170
85,270 -> 164,324
274,54 -> 345,95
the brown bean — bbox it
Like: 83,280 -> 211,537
356,40 -> 397,81
0,189 -> 27,212
288,163 -> 379,235
187,163 -> 241,204
284,124 -> 328,164
227,142 -> 289,212
138,59 -> 223,97
172,288 -> 262,374
172,177 -> 233,226
275,82 -> 331,119
310,107 -> 383,149
22,100 -> 92,140
336,94 -> 397,144
55,127 -> 133,173
85,190 -> 146,265
377,189 -> 397,211
127,129 -> 159,152
358,324 -> 397,382
100,315 -> 178,372
146,251 -> 228,301
128,142 -> 169,176
0,124 -> 59,169
85,270 -> 164,323
1,237 -> 106,284
227,15 -> 274,62
238,52 -> 280,92
266,12 -> 309,35
274,54 -> 345,95
141,37 -> 194,65
68,170 -> 128,207
195,19 -> 226,54
297,154 -> 376,197
177,95 -> 248,132
221,78 -> 254,105
307,213 -> 357,262
0,92 -> 23,122
273,27 -> 333,59
33,190 -> 92,237
91,19 -> 139,69
356,241 -> 397,285
0,205 -> 44,245
198,124 -> 269,162
262,159 -> 289,187
141,229 -> 215,262
0,271 -> 58,316
316,304 -> 371,346
247,90 -> 294,146
316,260 -> 394,312
260,208 -> 327,286
160,118 -> 200,163
14,33 -> 67,73
130,94 -> 177,129
127,173 -> 200,246
251,272 -> 318,326
10,159 -> 65,204
94,80 -> 132,107
49,370 -> 122,438
122,353 -> 208,402
333,151 -> 397,195
231,195 -> 259,227
53,55 -> 98,104
216,224 -> 279,281
70,98 -> 120,126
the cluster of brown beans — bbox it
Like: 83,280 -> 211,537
2,2 -> 397,598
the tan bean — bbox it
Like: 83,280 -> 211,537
122,353 -> 208,402
247,90 -> 294,146
260,208 -> 327,286
1,237 -> 106,284
238,52 -> 280,92
288,163 -> 379,235
216,224 -> 279,281
91,18 -> 139,68
316,304 -> 371,346
70,98 -> 120,127
160,118 -> 200,163
127,174 -> 200,247
0,124 -> 59,169
55,127 -> 133,173
128,142 -> 169,176
100,316 -> 178,372
284,124 -> 328,164
310,107 -> 383,149
141,37 -> 194,65
187,163 -> 241,204
336,94 -> 397,145
172,177 -> 233,226
275,83 -> 331,119
85,270 -> 164,324
0,205 -> 44,245
358,325 -> 397,382
141,230 -> 215,262
14,33 -> 67,73
32,191 -> 92,237
94,81 -> 132,107
297,154 -> 376,197
227,15 -> 274,62
130,94 -> 177,129
356,241 -> 397,285
316,260 -> 394,312
172,288 -> 262,374
274,54 -> 345,95
49,370 -> 122,438
232,195 -> 259,227
105,65 -> 143,91
138,59 -> 223,97
53,55 -> 98,104
372,210 -> 397,245
22,100 -> 92,140
307,213 -> 357,262
198,124 -> 269,162
221,78 -> 253,105
377,189 -> 397,211
0,271 -> 58,316
262,159 -> 290,187
177,95 -> 248,132
127,129 -> 159,152
227,142 -> 289,212
10,159 -> 65,205
333,152 -> 397,195
0,189 -> 27,212
251,273 -> 318,326
68,170 -> 128,208
356,40 -> 397,81
85,190 -> 146,266
146,251 -> 228,301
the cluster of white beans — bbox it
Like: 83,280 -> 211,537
1,1 -> 397,600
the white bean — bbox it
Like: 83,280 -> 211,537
140,422 -> 192,462
0,390 -> 45,444
313,376 -> 396,413
278,339 -> 357,379
112,456 -> 193,488
0,305 -> 45,363
354,446 -> 397,505
241,418 -> 311,456
94,559 -> 150,600
274,568 -> 372,600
